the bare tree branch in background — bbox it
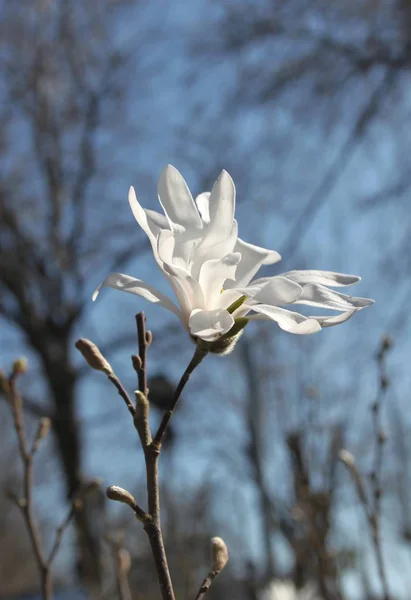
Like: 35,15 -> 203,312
1,360 -> 93,600
0,0 -> 156,590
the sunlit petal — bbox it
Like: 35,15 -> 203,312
294,284 -> 375,311
92,272 -> 181,317
225,238 -> 281,288
282,270 -> 361,287
246,304 -> 322,334
203,170 -> 235,247
158,165 -> 203,233
195,192 -> 210,224
189,308 -> 234,341
198,252 -> 241,308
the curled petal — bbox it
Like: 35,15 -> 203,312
203,170 -> 236,247
294,284 -> 374,311
157,230 -> 175,265
198,252 -> 241,308
225,238 -> 281,288
128,187 -> 169,264
236,277 -> 302,306
246,304 -> 322,334
313,310 -> 356,328
92,273 -> 181,318
158,165 -> 203,232
282,270 -> 361,287
162,262 -> 205,320
189,308 -> 234,341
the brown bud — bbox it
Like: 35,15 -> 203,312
12,358 -> 28,375
210,537 -> 229,574
382,336 -> 393,352
380,375 -> 389,390
73,497 -> 84,511
145,330 -> 153,346
132,354 -> 142,372
37,417 -> 51,440
106,485 -> 137,510
378,430 -> 387,444
75,339 -> 113,376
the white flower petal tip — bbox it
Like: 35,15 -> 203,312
92,273 -> 181,317
264,250 -> 282,265
246,305 -> 322,335
158,165 -> 203,232
284,270 -> 361,287
195,192 -> 211,224
94,168 -> 374,346
189,308 -> 234,342
92,286 -> 101,302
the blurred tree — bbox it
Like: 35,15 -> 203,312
0,0 -> 155,591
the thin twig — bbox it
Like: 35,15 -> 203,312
104,313 -> 208,600
368,337 -> 392,600
135,312 -> 175,600
47,501 -> 79,567
136,313 -> 148,396
5,369 -> 83,600
107,374 -> 135,417
194,537 -> 229,600
153,345 -> 207,447
7,374 -> 51,600
195,571 -> 219,600
339,337 -> 393,600
106,534 -> 133,600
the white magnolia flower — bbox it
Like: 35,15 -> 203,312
260,580 -> 323,600
93,166 -> 373,347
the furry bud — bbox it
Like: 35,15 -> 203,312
338,449 -> 355,468
75,339 -> 113,376
106,486 -> 137,510
211,537 -> 229,574
132,354 -> 142,372
12,358 -> 28,375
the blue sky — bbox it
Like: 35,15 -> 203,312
2,1 -> 411,597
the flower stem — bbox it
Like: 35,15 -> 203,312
153,345 -> 207,447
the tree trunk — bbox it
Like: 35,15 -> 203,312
39,334 -> 103,594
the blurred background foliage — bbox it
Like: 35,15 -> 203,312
1,0 -> 411,599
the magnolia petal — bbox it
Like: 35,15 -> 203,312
198,252 -> 241,308
158,165 -> 203,233
92,272 -> 181,317
144,208 -> 169,231
231,277 -> 302,306
313,310 -> 356,327
189,308 -> 234,341
224,238 -> 281,289
192,220 -> 238,278
282,269 -> 361,287
246,304 -> 322,334
128,188 -> 169,265
195,192 -> 210,224
203,170 -> 236,247
294,284 -> 374,311
157,229 -> 176,266
162,262 -> 205,320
